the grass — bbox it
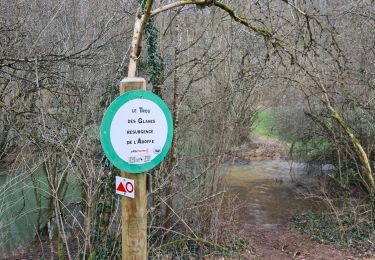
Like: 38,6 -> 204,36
253,108 -> 333,161
252,108 -> 282,139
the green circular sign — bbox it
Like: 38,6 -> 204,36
100,90 -> 173,173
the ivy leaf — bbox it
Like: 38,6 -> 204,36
196,4 -> 206,10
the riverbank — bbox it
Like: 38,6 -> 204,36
226,134 -> 290,162
227,135 -> 374,260
223,162 -> 358,259
240,224 -> 359,259
3,135 -> 374,259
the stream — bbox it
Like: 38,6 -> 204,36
0,160 -> 323,256
224,160 -> 323,226
0,169 -> 81,256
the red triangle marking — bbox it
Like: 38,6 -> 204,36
117,182 -> 126,193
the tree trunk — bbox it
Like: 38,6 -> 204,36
320,84 -> 375,192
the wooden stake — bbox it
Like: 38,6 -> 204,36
120,77 -> 147,260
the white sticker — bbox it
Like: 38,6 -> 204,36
110,99 -> 168,165
116,176 -> 135,199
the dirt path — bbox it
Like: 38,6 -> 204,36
229,135 -> 374,260
228,134 -> 290,162
240,225 -> 361,260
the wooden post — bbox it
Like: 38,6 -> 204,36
120,77 -> 147,260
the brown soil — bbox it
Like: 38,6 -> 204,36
238,224 -> 374,260
227,135 -> 290,162
231,135 -> 374,260
1,238 -> 79,260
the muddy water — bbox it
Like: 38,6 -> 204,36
224,160 -> 322,226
